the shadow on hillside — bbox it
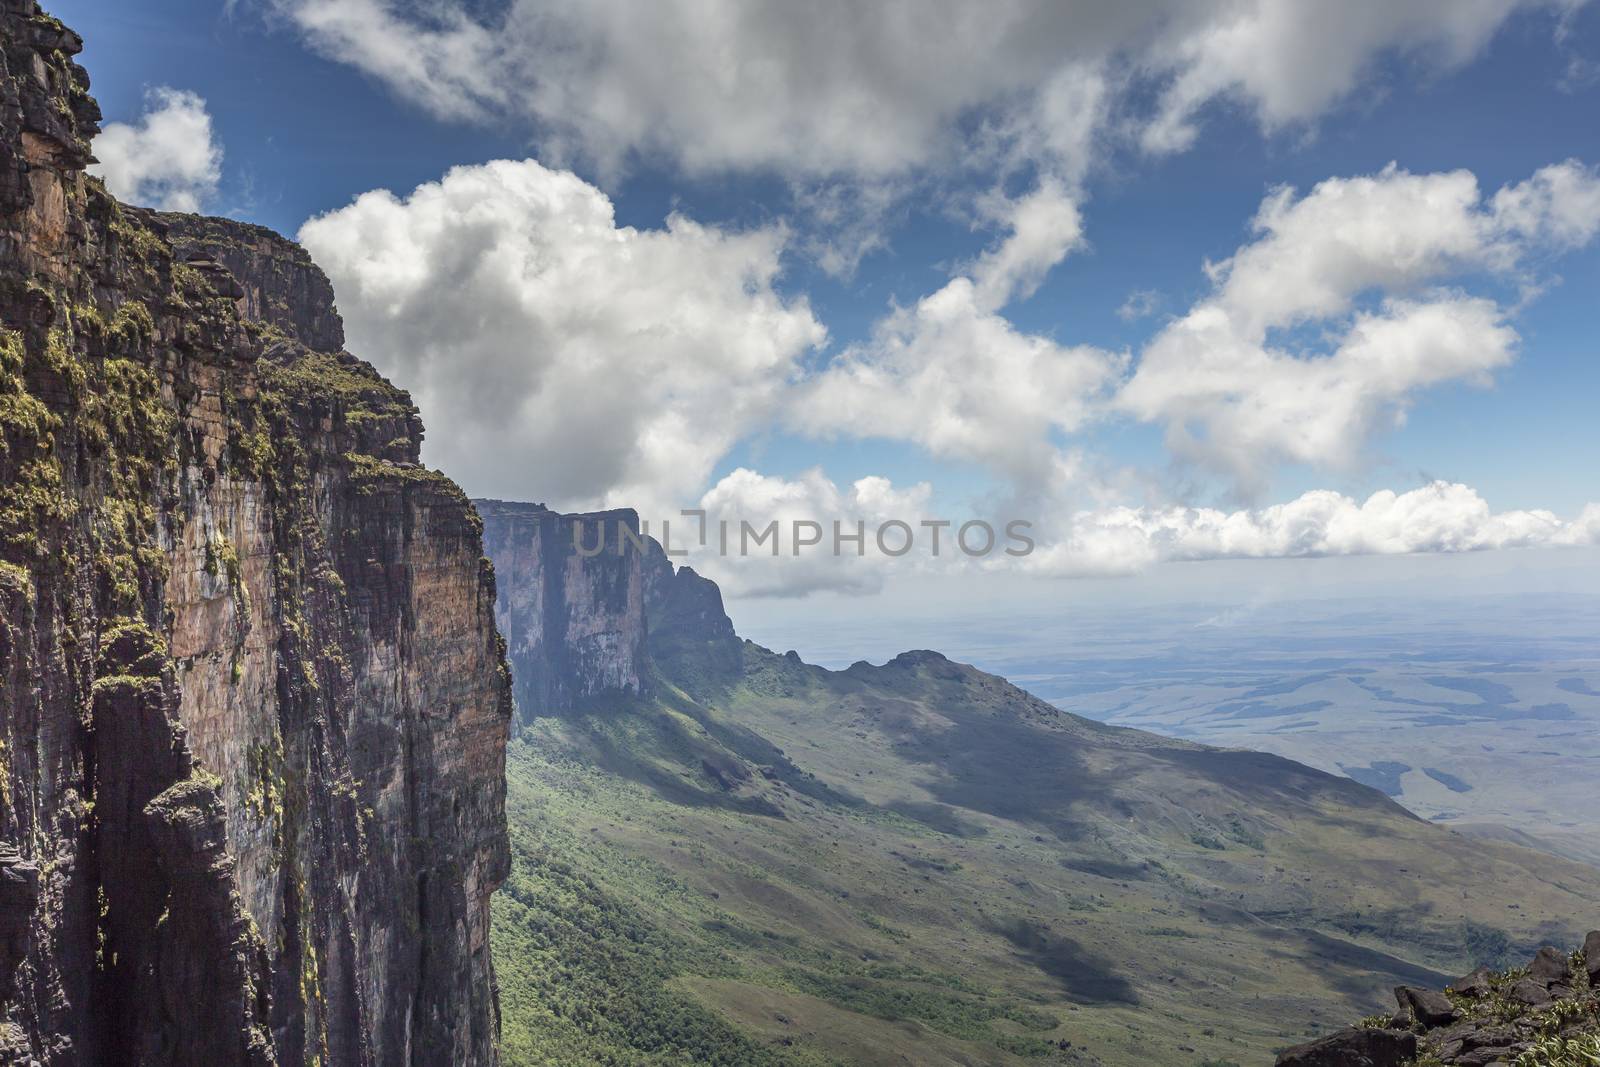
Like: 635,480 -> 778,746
884,800 -> 989,838
889,708 -> 1109,841
1266,927 -> 1451,1006
561,697 -> 787,818
985,917 -> 1138,1005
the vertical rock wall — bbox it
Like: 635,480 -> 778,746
0,4 -> 510,1063
477,499 -> 739,723
476,501 -> 651,721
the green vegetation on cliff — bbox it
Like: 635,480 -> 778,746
0,8 -> 509,1061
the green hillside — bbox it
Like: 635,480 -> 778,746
492,637 -> 1600,1066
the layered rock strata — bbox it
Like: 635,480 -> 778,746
0,5 -> 510,1062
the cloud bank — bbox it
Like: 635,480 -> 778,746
1028,482 -> 1600,578
675,475 -> 1600,596
266,0 -> 1576,184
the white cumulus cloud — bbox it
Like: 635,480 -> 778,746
1136,1 -> 1560,154
1119,161 -> 1600,496
688,468 -> 935,598
789,181 -> 1121,493
791,280 -> 1121,493
89,87 -> 223,212
298,159 -> 825,513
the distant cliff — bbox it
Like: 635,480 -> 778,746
0,4 -> 510,1063
478,503 -> 654,721
477,500 -> 735,725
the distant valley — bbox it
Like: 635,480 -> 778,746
8,1 -> 1600,1062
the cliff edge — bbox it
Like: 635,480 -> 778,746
0,4 -> 510,1063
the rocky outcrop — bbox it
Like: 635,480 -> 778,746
158,214 -> 345,353
0,4 -> 510,1063
646,561 -> 737,646
1277,934 -> 1600,1066
1396,984 -> 1461,1028
1274,1027 -> 1417,1067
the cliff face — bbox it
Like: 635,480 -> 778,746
160,214 -> 346,354
476,500 -> 735,722
0,5 -> 510,1064
477,502 -> 653,722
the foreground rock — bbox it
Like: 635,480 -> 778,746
1275,1027 -> 1417,1066
1277,934 -> 1600,1066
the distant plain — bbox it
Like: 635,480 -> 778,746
747,591 -> 1600,866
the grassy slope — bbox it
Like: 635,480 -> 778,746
493,641 -> 1600,1066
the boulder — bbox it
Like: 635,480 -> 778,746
1395,985 -> 1459,1028
1438,1023 -> 1525,1062
1275,1028 -> 1417,1067
1584,930 -> 1600,985
1509,978 -> 1553,1008
1431,1022 -> 1476,1061
1449,966 -> 1495,998
1454,1048 -> 1517,1067
1528,945 -> 1571,987
1469,1025 -> 1521,1050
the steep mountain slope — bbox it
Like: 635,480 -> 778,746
0,5 -> 510,1063
481,502 -> 1600,1066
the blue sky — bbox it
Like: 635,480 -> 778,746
61,0 -> 1600,603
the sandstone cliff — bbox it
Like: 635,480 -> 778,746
0,4 -> 510,1063
477,500 -> 735,724
477,503 -> 653,722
